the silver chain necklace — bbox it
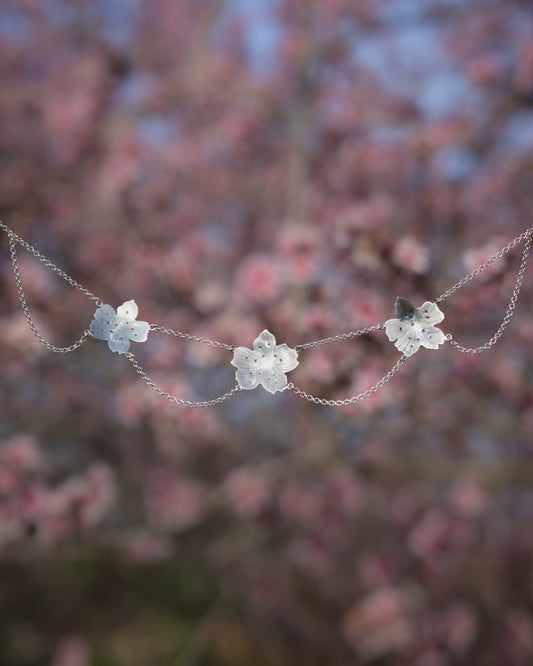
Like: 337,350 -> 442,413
1,221 -> 532,408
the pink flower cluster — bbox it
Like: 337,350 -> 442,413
0,436 -> 116,547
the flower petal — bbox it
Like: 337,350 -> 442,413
273,343 -> 299,372
419,326 -> 446,350
127,320 -> 150,342
93,304 -> 116,322
395,330 -> 422,357
231,346 -> 257,370
253,329 -> 276,356
236,368 -> 260,390
90,305 -> 117,339
108,335 -> 131,354
395,297 -> 416,319
385,318 -> 404,342
416,301 -> 444,326
90,319 -> 115,340
261,368 -> 288,394
117,299 -> 139,321
110,323 -> 132,343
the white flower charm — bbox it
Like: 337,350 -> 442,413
90,299 -> 150,354
385,297 -> 446,357
231,329 -> 299,394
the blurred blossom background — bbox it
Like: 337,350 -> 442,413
1,0 -> 533,664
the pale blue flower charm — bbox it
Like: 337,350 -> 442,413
232,329 -> 299,394
90,299 -> 150,354
385,297 -> 446,357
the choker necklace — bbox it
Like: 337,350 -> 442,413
1,221 -> 531,408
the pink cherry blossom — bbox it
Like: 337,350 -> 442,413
146,472 -> 205,531
392,237 -> 430,275
0,0 -> 533,661
236,255 -> 283,305
343,587 -> 415,658
224,467 -> 270,518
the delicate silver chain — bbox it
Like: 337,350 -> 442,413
294,323 -> 385,351
3,224 -> 100,353
446,229 -> 532,354
2,222 -> 103,305
125,353 -> 242,407
2,220 -> 533,405
149,324 -> 235,351
435,226 -> 533,303
287,355 -> 408,406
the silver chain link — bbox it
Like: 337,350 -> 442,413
125,352 -> 242,407
287,355 -> 409,406
294,323 -> 385,351
149,324 -> 235,351
2,223 -> 100,353
2,220 -> 533,405
435,226 -> 533,304
446,229 -> 533,354
2,222 -> 103,305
